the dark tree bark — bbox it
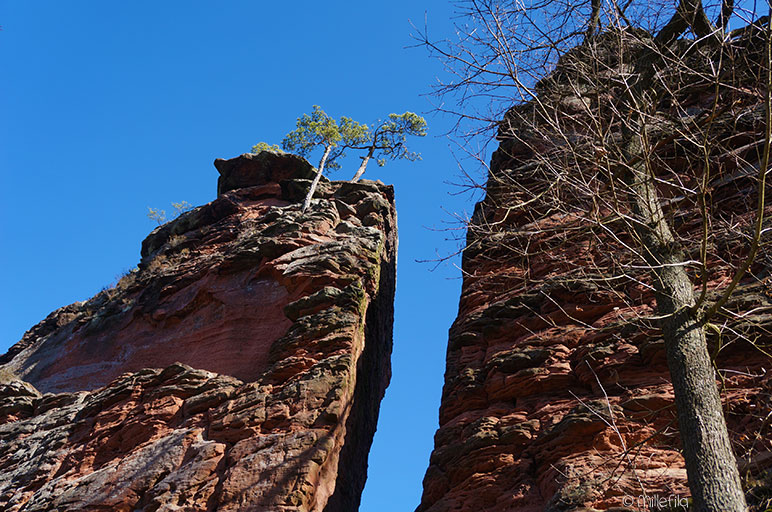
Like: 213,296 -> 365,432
585,0 -> 601,41
609,2 -> 751,507
621,133 -> 747,511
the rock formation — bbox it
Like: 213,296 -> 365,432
417,32 -> 772,512
0,150 -> 397,512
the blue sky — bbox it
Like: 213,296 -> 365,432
0,2 -> 485,510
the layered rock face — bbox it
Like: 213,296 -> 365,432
418,33 -> 772,511
0,151 -> 396,512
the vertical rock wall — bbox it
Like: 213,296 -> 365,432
417,38 -> 772,512
0,151 -> 396,512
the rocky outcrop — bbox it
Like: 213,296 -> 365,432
0,150 -> 396,512
417,32 -> 772,511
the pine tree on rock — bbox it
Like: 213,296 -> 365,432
281,106 -> 368,212
250,141 -> 281,153
349,112 -> 427,182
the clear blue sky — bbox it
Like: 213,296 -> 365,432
0,2 -> 484,510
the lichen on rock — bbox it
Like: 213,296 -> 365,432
0,151 -> 397,512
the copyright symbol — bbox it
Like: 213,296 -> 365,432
622,495 -> 634,507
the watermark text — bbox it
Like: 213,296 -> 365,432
621,494 -> 690,510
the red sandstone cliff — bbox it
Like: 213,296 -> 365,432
0,150 -> 396,512
417,34 -> 772,512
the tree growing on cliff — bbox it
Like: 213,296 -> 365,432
419,1 -> 771,510
281,105 -> 369,212
147,201 -> 193,226
348,112 -> 428,182
279,107 -> 427,208
250,141 -> 281,153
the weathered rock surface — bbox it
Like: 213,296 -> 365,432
418,32 -> 772,511
0,150 -> 397,512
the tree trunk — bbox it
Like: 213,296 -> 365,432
301,145 -> 333,212
615,7 -> 748,504
622,135 -> 747,512
351,147 -> 375,182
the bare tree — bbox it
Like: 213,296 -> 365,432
418,0 -> 772,509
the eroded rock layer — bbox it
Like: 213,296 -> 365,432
418,33 -> 772,512
0,151 -> 396,512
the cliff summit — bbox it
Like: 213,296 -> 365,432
0,152 -> 397,512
